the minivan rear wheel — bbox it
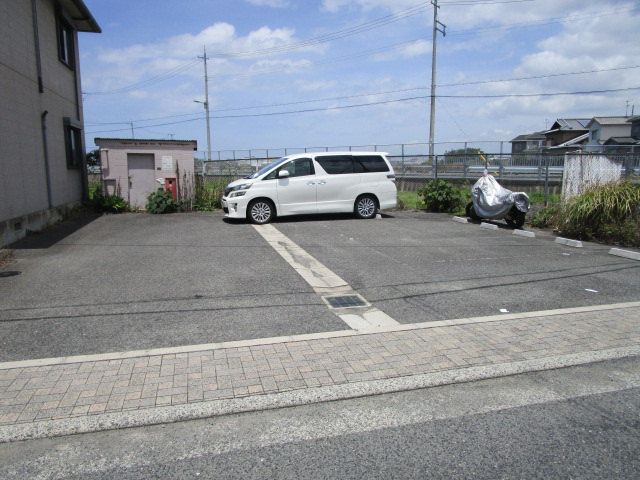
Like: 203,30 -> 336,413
248,199 -> 275,224
354,195 -> 377,219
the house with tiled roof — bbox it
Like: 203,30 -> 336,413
585,117 -> 633,151
542,118 -> 591,148
509,131 -> 546,154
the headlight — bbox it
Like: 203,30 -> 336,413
229,183 -> 252,192
229,191 -> 246,197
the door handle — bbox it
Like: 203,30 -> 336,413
307,181 -> 316,185
318,181 -> 327,185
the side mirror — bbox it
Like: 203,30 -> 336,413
278,170 -> 290,178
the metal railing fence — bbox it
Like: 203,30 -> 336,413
200,151 -> 639,197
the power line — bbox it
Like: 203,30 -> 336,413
83,2 -> 638,96
83,2 -> 433,96
85,86 -> 640,134
84,58 -> 201,96
207,2 -> 433,58
85,64 -> 640,126
438,65 -> 640,87
446,4 -> 640,37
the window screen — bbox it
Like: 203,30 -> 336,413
315,156 -> 354,174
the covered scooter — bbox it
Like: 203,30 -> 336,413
465,173 -> 530,228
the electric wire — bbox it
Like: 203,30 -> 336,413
83,2 -> 638,96
86,64 -> 640,125
85,86 -> 640,134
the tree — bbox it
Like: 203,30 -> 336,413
443,148 -> 485,157
86,149 -> 100,167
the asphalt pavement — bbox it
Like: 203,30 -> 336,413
1,211 -> 639,362
1,210 -> 639,446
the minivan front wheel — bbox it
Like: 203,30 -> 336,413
354,195 -> 377,219
248,199 -> 275,224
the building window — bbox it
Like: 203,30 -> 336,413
57,8 -> 75,68
64,118 -> 82,169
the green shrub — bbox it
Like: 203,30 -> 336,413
146,189 -> 180,214
559,181 -> 640,247
86,185 -> 129,213
418,180 -> 468,213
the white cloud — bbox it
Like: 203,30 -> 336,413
294,80 -> 338,91
89,22 -> 309,94
321,0 -> 418,13
245,0 -> 291,7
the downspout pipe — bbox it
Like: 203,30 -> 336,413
41,111 -> 53,209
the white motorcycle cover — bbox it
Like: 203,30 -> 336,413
472,174 -> 530,220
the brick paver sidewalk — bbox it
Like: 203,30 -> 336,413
1,303 -> 639,438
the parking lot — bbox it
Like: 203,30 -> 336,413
1,211 -> 639,363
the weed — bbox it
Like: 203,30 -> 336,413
396,191 -> 424,210
528,191 -> 561,205
86,185 -> 129,213
146,189 -> 180,214
559,181 -> 640,247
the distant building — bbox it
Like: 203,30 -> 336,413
0,0 -> 100,246
94,138 -> 197,209
585,117 -> 633,152
629,116 -> 640,139
542,119 -> 591,148
542,133 -> 589,155
510,131 -> 546,154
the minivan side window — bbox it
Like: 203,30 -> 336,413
315,155 -> 354,174
266,158 -> 314,179
354,155 -> 390,173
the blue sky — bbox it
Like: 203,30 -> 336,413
80,0 -> 640,157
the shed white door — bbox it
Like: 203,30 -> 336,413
128,154 -> 156,208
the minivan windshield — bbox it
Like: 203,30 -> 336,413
246,157 -> 290,179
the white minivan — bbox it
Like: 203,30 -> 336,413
221,152 -> 397,224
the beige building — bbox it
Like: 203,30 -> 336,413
94,138 -> 197,209
0,0 -> 100,246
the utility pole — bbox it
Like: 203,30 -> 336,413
429,0 -> 446,160
198,47 -> 212,163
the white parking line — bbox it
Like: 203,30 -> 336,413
253,224 -> 399,329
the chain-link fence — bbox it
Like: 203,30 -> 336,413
200,150 -> 639,201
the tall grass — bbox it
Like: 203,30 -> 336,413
559,181 -> 640,247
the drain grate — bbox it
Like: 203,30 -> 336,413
323,294 -> 368,309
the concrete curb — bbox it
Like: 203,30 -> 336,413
609,248 -> 640,261
555,237 -> 583,248
2,345 -> 638,444
3,301 -> 640,371
481,222 -> 498,230
452,216 -> 468,224
513,230 -> 535,238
